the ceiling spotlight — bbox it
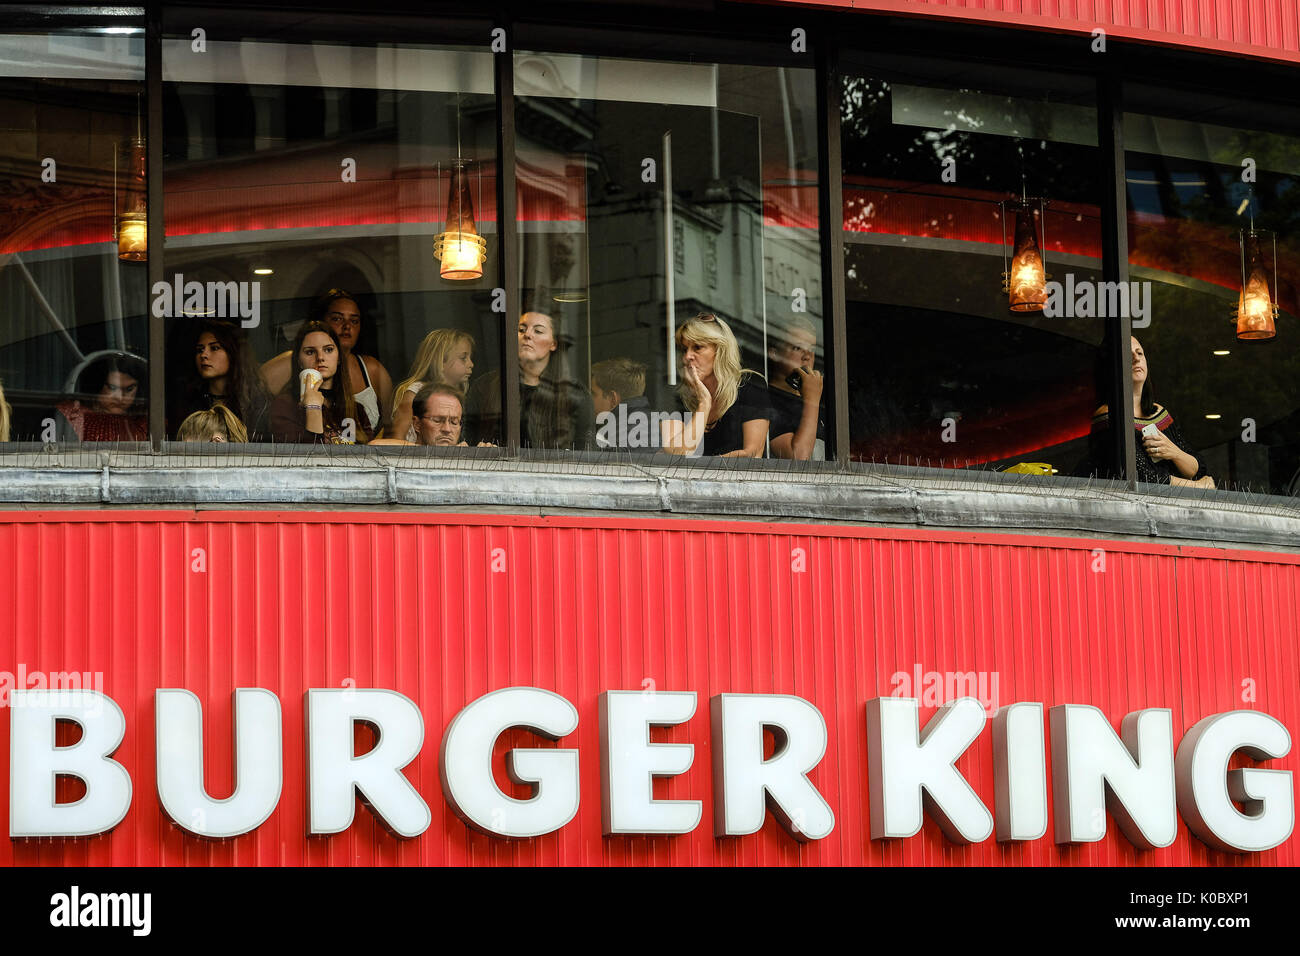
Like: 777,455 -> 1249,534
1212,350 -> 1231,356
1205,414 -> 1222,420
253,268 -> 273,275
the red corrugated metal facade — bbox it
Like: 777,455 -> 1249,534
0,511 -> 1294,866
772,0 -> 1300,64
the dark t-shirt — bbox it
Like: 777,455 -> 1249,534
519,382 -> 539,446
267,393 -> 352,444
464,370 -> 595,450
702,374 -> 772,456
768,385 -> 825,444
171,390 -> 270,442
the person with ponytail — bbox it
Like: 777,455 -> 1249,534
464,311 -> 593,450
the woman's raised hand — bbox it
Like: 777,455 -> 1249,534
1142,429 -> 1179,462
683,362 -> 712,414
792,365 -> 823,405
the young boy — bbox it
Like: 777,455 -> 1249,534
591,358 -> 656,451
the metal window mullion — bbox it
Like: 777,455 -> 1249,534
1098,71 -> 1136,489
495,23 -> 520,457
146,1 -> 164,450
816,33 -> 849,466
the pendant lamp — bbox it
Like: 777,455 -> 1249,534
434,160 -> 486,279
114,137 -> 147,262
1234,224 -> 1278,340
1000,195 -> 1048,312
434,97 -> 486,280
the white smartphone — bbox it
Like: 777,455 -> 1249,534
1141,424 -> 1160,440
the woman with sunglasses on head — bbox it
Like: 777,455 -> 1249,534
267,321 -> 359,444
169,320 -> 270,441
262,289 -> 392,442
661,312 -> 771,458
387,328 -> 475,442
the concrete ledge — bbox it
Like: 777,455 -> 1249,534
1,451 -> 1299,553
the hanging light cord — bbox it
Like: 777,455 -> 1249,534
455,94 -> 463,234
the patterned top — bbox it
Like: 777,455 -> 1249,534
55,402 -> 147,442
1090,404 -> 1207,485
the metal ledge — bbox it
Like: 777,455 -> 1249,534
1,448 -> 1299,553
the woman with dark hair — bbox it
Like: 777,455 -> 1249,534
55,353 -> 148,442
169,321 -> 270,441
261,289 -> 393,441
1088,336 -> 1215,488
463,311 -> 593,450
267,321 -> 359,444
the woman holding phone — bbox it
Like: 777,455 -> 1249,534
767,316 -> 825,461
1089,336 -> 1214,488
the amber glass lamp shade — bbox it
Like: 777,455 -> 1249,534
1235,231 -> 1277,340
115,138 -> 147,262
1006,203 -> 1047,312
434,163 -> 486,280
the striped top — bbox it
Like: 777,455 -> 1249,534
1090,404 -> 1207,485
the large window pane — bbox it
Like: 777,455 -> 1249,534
1125,85 -> 1300,494
491,35 -> 825,459
0,21 -> 148,443
841,57 -> 1109,479
162,11 -> 497,446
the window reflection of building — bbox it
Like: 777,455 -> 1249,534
515,49 -> 824,420
840,63 -> 1104,474
0,32 -> 147,438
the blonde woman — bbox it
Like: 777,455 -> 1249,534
662,313 -> 771,457
387,329 -> 475,442
176,404 -> 249,443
